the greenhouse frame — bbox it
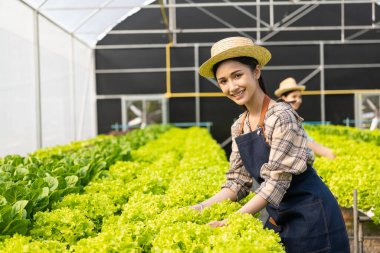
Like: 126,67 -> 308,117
1,1 -> 380,252
2,0 -> 380,156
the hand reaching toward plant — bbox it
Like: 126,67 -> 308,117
208,219 -> 227,228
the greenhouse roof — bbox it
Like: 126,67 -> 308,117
22,0 -> 154,47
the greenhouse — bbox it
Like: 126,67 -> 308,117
1,0 -> 380,252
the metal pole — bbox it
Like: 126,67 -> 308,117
194,44 -> 200,125
162,97 -> 168,124
319,43 -> 326,123
91,50 -> 98,136
33,10 -> 42,149
298,67 -> 321,86
169,0 -> 177,44
341,0 -> 345,42
95,63 -> 380,74
269,0 -> 274,28
354,93 -> 361,128
122,98 -> 127,131
70,36 -> 77,140
354,189 -> 358,253
359,221 -> 363,253
96,39 -> 380,49
256,0 -> 261,42
105,24 -> 380,34
40,1 -> 380,9
142,99 -> 147,128
372,0 -> 376,26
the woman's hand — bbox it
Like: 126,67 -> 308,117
189,203 -> 205,212
208,219 -> 227,228
324,149 -> 336,160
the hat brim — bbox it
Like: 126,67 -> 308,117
199,45 -> 271,78
274,86 -> 306,97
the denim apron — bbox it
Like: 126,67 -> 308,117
235,96 -> 350,253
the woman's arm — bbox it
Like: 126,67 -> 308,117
307,141 -> 335,159
190,188 -> 237,211
237,194 -> 268,214
208,194 -> 268,227
191,117 -> 253,211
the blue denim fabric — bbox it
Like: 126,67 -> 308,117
235,129 -> 350,253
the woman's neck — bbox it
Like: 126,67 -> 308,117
245,89 -> 266,117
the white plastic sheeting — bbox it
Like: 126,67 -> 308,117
0,1 -> 37,156
22,0 -> 155,47
0,0 -> 96,156
39,18 -> 76,148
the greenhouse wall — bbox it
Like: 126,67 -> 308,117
0,0 -> 96,157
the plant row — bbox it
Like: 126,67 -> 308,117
0,127 -> 284,252
305,125 -> 380,224
0,125 -> 170,238
304,124 -> 380,146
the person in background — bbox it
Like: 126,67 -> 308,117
190,36 -> 349,253
365,98 -> 380,131
275,77 -> 336,159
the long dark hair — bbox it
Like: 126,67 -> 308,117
212,56 -> 267,94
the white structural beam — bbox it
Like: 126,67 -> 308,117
33,10 -> 42,149
169,0 -> 177,44
222,0 -> 270,28
42,1 -> 377,9
95,39 -> 380,49
95,63 -> 380,74
106,25 -> 380,35
262,2 -> 320,42
320,42 -> 326,123
183,0 -> 252,39
194,44 -> 200,125
20,0 -> 91,47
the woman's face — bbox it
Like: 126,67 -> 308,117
215,60 -> 260,106
282,90 -> 302,110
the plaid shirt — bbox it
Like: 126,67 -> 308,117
221,102 -> 315,207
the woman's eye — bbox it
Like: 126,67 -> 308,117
235,73 -> 242,78
219,80 -> 227,85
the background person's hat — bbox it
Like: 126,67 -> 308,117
199,37 -> 271,78
274,77 -> 306,97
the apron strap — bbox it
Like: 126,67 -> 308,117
238,111 -> 249,135
258,95 -> 270,131
238,95 -> 271,135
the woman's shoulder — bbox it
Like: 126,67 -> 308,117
265,101 -> 304,126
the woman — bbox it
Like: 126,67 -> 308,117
275,77 -> 336,159
192,37 -> 349,253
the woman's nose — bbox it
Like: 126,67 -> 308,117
229,81 -> 238,91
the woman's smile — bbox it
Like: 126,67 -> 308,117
231,88 -> 246,100
215,60 -> 259,106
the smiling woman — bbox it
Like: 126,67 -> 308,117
189,36 -> 350,253
213,57 -> 267,107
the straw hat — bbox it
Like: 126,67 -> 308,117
199,37 -> 271,78
274,77 -> 306,97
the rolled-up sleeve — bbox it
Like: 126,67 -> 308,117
221,120 -> 253,201
255,110 -> 309,207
